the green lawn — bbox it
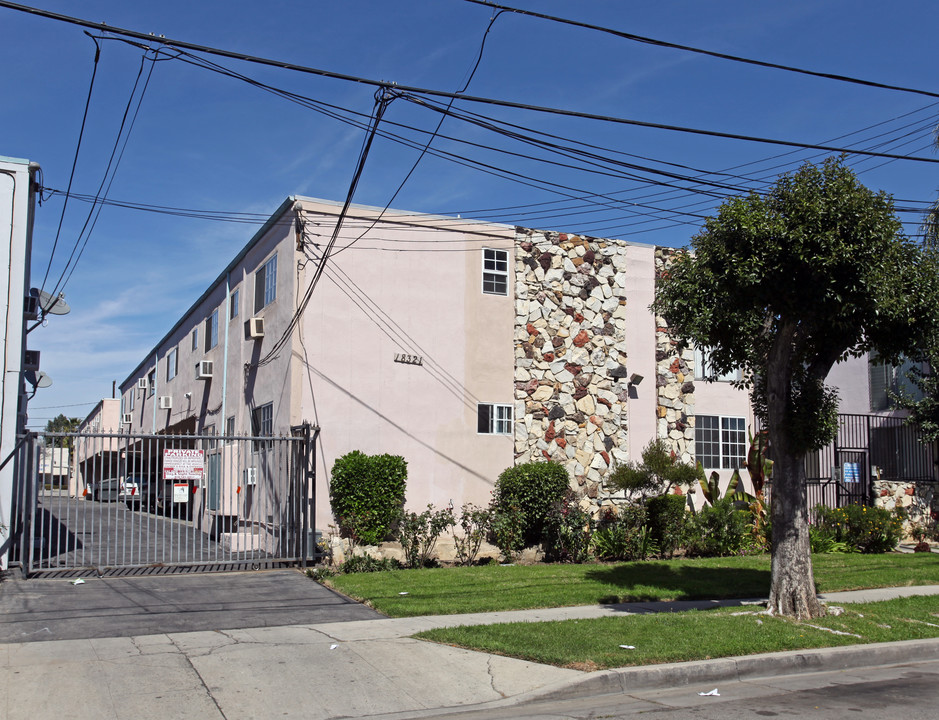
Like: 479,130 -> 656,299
322,553 -> 939,617
415,595 -> 939,670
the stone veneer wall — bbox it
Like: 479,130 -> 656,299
512,228 -> 631,508
873,479 -> 938,536
653,248 -> 695,464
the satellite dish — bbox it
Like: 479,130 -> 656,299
24,370 -> 53,388
30,288 -> 70,316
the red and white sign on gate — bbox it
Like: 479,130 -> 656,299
163,448 -> 204,481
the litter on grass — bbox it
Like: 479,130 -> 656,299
619,645 -> 635,649
698,689 -> 720,696
399,592 -> 409,596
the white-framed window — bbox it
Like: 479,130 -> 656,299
226,415 -> 235,437
252,402 -> 274,451
477,403 -> 513,435
230,288 -> 239,320
147,368 -> 156,397
204,423 -> 217,450
693,346 -> 741,383
206,309 -> 219,351
695,415 -> 746,470
166,347 -> 178,381
191,327 -> 199,352
129,388 -> 135,411
255,254 -> 277,312
482,248 -> 509,296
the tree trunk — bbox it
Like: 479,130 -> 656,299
764,322 -> 824,619
767,446 -> 823,618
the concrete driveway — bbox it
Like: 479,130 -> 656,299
0,569 -> 383,643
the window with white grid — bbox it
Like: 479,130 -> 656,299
695,415 -> 746,469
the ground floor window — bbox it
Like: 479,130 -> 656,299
695,415 -> 746,469
478,403 -> 513,435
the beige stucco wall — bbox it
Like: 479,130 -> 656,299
293,200 -> 516,530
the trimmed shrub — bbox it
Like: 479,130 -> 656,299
490,504 -> 526,562
645,493 -> 688,558
684,497 -> 751,557
814,503 -> 904,554
491,461 -> 570,547
329,451 -> 407,546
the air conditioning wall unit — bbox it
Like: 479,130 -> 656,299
137,377 -> 148,390
122,413 -> 133,425
159,396 -> 173,410
196,360 -> 213,379
246,316 -> 264,339
244,467 -> 258,486
23,350 -> 40,371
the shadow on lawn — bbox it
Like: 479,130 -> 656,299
584,561 -> 772,604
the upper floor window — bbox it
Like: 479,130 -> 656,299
129,388 -> 135,411
255,254 -> 277,312
694,346 -> 741,383
482,248 -> 508,296
147,368 -> 156,397
869,355 -> 925,411
191,327 -> 199,352
695,415 -> 745,470
477,403 -> 513,435
206,309 -> 219,351
166,347 -> 178,381
230,288 -> 240,320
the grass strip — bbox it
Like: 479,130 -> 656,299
414,595 -> 939,670
323,553 -> 939,617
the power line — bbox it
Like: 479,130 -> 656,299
38,34 -> 101,298
4,1 -> 939,164
461,1 -> 939,99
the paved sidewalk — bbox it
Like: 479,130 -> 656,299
1,585 -> 938,719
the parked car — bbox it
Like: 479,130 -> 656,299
88,477 -> 121,502
120,475 -> 161,509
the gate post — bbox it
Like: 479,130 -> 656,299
291,423 -> 318,568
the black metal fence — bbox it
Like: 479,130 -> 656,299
763,414 -> 939,513
9,425 -> 316,577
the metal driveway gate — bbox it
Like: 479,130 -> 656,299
10,425 -> 316,577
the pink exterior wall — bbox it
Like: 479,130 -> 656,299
292,199 -> 516,530
623,244 -> 658,459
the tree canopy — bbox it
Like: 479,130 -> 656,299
654,158 -> 939,618
656,158 -> 939,453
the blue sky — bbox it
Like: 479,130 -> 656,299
1,0 -> 937,427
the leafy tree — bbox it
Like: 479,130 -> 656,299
44,414 -> 82,449
654,158 -> 939,618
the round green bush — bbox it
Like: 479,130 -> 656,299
492,461 -> 570,547
330,451 -> 407,546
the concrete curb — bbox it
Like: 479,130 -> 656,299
510,637 -> 939,704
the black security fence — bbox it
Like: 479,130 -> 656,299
764,414 -> 937,511
9,425 -> 317,577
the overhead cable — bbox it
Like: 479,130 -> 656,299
3,1 -> 938,164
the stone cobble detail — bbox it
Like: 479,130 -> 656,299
654,248 -> 695,465
512,229 -> 631,504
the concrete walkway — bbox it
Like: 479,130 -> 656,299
2,585 -> 938,719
